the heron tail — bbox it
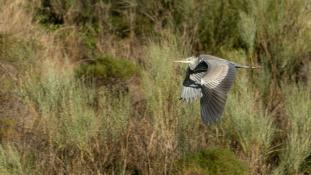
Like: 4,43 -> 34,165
235,63 -> 261,69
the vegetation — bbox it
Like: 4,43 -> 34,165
0,0 -> 311,174
178,148 -> 249,175
76,54 -> 139,86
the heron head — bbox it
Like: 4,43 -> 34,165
174,56 -> 199,69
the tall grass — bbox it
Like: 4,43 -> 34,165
224,77 -> 275,174
238,0 -> 311,110
140,34 -> 204,174
0,145 -> 24,175
20,60 -> 97,150
1,0 -> 311,174
17,59 -> 132,174
273,85 -> 311,175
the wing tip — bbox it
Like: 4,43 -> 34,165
201,113 -> 222,125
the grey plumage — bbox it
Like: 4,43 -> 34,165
175,54 -> 254,124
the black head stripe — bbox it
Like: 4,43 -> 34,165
191,61 -> 208,74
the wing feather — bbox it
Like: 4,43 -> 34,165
200,61 -> 236,124
180,68 -> 203,102
181,86 -> 202,102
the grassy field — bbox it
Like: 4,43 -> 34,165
0,0 -> 311,174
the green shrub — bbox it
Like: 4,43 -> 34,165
3,0 -> 311,174
76,55 -> 139,85
178,148 -> 249,175
36,0 -> 109,26
0,118 -> 16,143
224,76 -> 275,174
273,85 -> 311,175
20,60 -> 98,150
0,34 -> 37,69
18,59 -> 134,174
0,145 -> 23,175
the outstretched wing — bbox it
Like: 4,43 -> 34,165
200,60 -> 236,124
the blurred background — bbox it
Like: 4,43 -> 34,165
0,0 -> 311,174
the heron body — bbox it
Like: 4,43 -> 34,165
176,54 -> 254,124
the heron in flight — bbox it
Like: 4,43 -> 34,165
175,54 -> 257,124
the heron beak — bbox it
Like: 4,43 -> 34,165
173,60 -> 191,63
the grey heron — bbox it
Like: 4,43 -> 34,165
175,54 -> 257,124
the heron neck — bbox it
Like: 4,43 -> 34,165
189,61 -> 199,70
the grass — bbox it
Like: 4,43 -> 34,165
0,145 -> 24,175
273,85 -> 311,175
15,59 -> 133,174
178,148 -> 249,175
76,54 -> 139,86
138,34 -> 202,174
224,78 -> 276,174
0,0 -> 311,174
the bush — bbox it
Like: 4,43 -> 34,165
273,85 -> 311,175
178,148 -> 249,175
76,55 -> 139,86
224,77 -> 275,174
0,145 -> 24,175
0,34 -> 37,69
2,0 -> 311,174
19,59 -> 132,174
21,60 -> 98,150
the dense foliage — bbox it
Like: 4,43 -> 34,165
0,0 -> 311,174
